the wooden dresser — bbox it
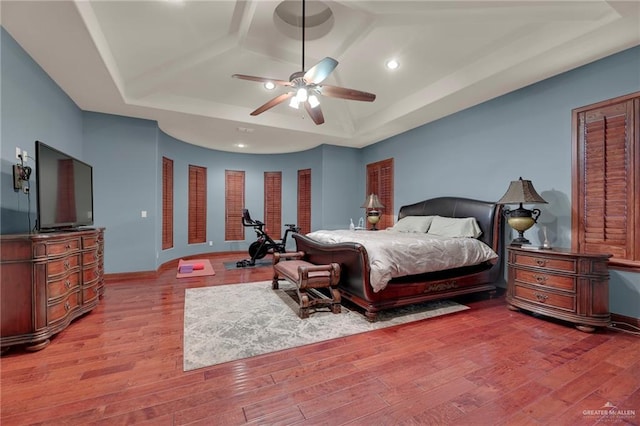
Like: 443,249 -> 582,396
1,228 -> 105,352
506,246 -> 611,332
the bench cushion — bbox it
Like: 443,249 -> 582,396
274,260 -> 333,286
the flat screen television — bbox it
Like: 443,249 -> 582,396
35,141 -> 94,231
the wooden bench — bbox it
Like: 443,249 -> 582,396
272,251 -> 341,319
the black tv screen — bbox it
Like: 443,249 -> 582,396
35,141 -> 94,231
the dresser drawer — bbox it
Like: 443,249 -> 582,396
34,238 -> 81,259
48,273 -> 81,299
82,234 -> 99,250
47,255 -> 81,278
83,283 -> 100,305
82,249 -> 99,265
513,253 -> 576,273
47,291 -> 80,324
512,268 -> 575,292
514,285 -> 575,312
83,266 -> 101,284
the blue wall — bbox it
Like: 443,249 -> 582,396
1,28 -> 84,233
1,26 -> 638,317
361,46 -> 640,318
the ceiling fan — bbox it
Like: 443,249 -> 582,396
232,0 -> 376,125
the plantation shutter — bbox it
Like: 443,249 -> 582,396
225,170 -> 245,241
297,169 -> 311,234
366,158 -> 394,230
573,92 -> 639,269
188,165 -> 207,244
264,172 -> 282,239
162,157 -> 174,250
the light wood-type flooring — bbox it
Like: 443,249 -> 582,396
1,252 -> 639,425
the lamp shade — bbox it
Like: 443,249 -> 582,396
361,194 -> 385,209
497,177 -> 547,205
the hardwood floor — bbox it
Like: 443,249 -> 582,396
1,252 -> 639,425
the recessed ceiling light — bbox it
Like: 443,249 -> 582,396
235,143 -> 246,149
264,81 -> 276,90
385,59 -> 399,70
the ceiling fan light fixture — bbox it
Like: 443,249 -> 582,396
308,95 -> 320,108
296,87 -> 308,102
233,0 -> 375,124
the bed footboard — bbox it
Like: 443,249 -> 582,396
292,233 -> 372,302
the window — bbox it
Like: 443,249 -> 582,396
264,172 -> 282,239
225,170 -> 245,241
572,92 -> 639,270
366,158 -> 394,230
297,169 -> 311,234
188,165 -> 207,244
162,157 -> 173,250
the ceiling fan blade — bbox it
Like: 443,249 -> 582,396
303,57 -> 338,84
250,92 -> 294,116
233,74 -> 292,87
320,85 -> 376,102
304,101 -> 325,125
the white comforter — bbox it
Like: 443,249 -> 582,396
306,230 -> 498,293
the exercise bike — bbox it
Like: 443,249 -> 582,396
236,209 -> 300,267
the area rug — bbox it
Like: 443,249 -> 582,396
183,281 -> 468,371
176,259 -> 215,279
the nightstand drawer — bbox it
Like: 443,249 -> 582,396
513,253 -> 575,273
514,285 -> 575,311
513,268 -> 575,292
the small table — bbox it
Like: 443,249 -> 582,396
506,246 -> 611,332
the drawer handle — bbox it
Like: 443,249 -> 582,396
65,243 -> 72,250
64,260 -> 70,270
534,293 -> 549,302
65,280 -> 71,289
533,274 -> 547,283
64,301 -> 71,311
535,259 -> 547,266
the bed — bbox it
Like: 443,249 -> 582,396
292,197 -> 504,321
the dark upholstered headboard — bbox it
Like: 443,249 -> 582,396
397,197 -> 502,250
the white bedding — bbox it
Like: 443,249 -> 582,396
305,229 -> 498,293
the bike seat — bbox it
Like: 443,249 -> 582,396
242,209 -> 264,227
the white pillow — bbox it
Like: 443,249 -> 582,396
388,216 -> 434,233
427,216 -> 482,238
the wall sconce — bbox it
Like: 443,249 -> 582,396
497,177 -> 547,246
361,194 -> 384,230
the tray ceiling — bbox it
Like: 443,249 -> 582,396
2,1 -> 638,153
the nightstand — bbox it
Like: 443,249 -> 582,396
506,246 -> 611,332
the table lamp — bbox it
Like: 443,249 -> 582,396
361,194 -> 384,230
497,177 -> 547,246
